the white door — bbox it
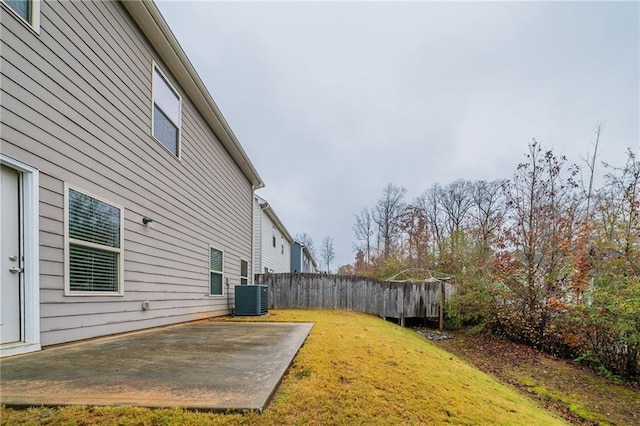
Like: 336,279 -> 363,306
1,165 -> 22,344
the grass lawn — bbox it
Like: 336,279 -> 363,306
1,310 -> 565,425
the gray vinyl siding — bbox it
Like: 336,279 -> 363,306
253,196 -> 292,274
1,1 -> 252,346
259,214 -> 291,273
253,197 -> 263,275
290,243 -> 316,273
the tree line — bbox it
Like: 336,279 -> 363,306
348,127 -> 640,382
296,233 -> 335,273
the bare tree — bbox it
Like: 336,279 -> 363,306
295,233 -> 316,259
320,236 -> 335,273
469,179 -> 506,252
398,203 -> 429,267
373,183 -> 407,259
581,121 -> 605,220
419,184 -> 446,257
502,140 -> 579,344
439,180 -> 474,250
353,208 -> 374,263
597,149 -> 640,260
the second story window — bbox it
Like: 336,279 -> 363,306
2,0 -> 40,32
272,227 -> 276,248
6,0 -> 29,20
152,65 -> 181,156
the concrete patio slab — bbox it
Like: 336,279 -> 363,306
0,321 -> 313,412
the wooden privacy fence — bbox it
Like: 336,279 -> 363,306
255,273 -> 455,328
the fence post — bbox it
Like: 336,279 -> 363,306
439,280 -> 445,332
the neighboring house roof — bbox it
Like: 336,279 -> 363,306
306,247 -> 319,271
122,0 -> 264,190
256,195 -> 293,243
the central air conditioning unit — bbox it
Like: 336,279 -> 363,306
234,285 -> 268,316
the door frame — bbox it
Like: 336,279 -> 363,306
0,154 -> 40,357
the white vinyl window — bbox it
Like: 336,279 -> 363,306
65,186 -> 124,295
240,260 -> 249,285
152,64 -> 181,156
2,0 -> 40,32
210,247 -> 223,295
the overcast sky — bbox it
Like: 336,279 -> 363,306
156,0 -> 639,270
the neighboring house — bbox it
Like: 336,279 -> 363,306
291,241 -> 319,273
0,0 -> 263,357
253,195 -> 292,275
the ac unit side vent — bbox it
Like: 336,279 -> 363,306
234,285 -> 268,316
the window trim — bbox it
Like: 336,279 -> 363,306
1,0 -> 40,34
64,184 -> 124,296
240,259 -> 249,285
150,62 -> 182,159
209,245 -> 224,296
0,155 -> 41,356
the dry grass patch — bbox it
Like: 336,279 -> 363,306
1,310 -> 564,425
433,331 -> 640,425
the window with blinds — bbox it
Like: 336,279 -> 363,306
210,247 -> 223,295
66,187 -> 123,295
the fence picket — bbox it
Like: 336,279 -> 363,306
255,273 -> 454,322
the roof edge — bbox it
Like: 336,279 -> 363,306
256,195 -> 293,243
293,240 -> 319,269
122,0 -> 264,189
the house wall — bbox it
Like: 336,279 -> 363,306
252,196 -> 263,276
302,251 -> 314,273
291,243 -> 316,273
1,0 -> 253,346
258,209 -> 291,273
291,243 -> 302,273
